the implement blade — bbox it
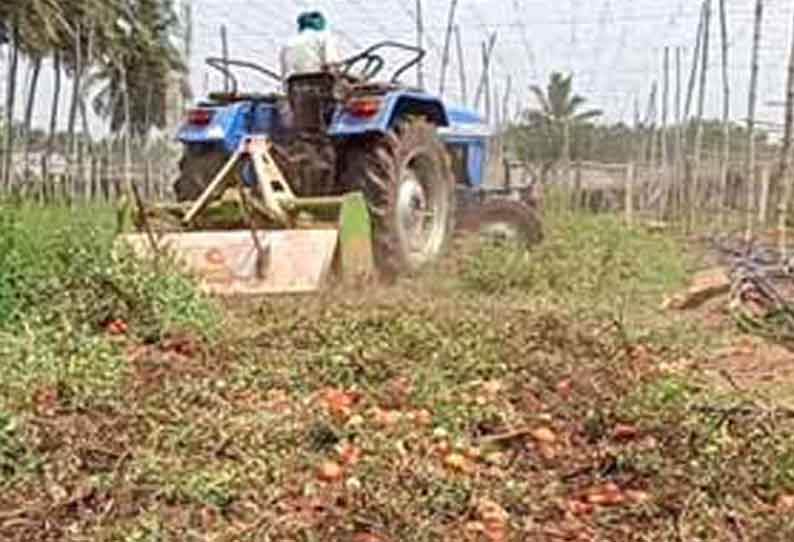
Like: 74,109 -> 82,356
117,229 -> 338,295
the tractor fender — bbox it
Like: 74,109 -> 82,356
329,91 -> 449,137
177,100 -> 284,155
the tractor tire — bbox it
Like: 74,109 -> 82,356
474,198 -> 544,248
173,149 -> 231,202
341,119 -> 456,278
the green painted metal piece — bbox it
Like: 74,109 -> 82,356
336,191 -> 375,284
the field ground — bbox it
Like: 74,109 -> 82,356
1,203 -> 794,541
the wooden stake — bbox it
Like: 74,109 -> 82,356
691,0 -> 712,231
416,0 -> 424,88
758,164 -> 770,225
438,0 -> 460,98
662,47 -> 670,169
718,0 -> 731,227
221,24 -> 230,93
674,47 -> 683,217
502,76 -> 512,128
777,8 -> 794,258
745,0 -> 764,242
483,42 -> 492,121
454,25 -> 467,105
473,33 -> 497,110
684,5 -> 706,120
625,162 -> 635,225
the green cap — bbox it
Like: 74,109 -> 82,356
297,11 -> 327,32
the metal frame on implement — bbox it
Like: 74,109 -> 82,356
117,135 -> 375,295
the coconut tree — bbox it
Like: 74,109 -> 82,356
89,0 -> 185,137
529,72 -> 603,167
511,72 -> 602,183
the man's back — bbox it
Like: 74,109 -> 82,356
281,29 -> 340,81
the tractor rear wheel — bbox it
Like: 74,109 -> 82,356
173,148 -> 232,202
342,119 -> 456,278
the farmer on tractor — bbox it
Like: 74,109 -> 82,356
280,11 -> 343,131
280,11 -> 341,81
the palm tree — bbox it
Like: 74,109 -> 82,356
89,0 -> 185,137
528,72 -> 603,168
508,72 -> 602,183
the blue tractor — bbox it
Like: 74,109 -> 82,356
168,41 -> 541,283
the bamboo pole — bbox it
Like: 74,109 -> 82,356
659,46 -> 672,219
483,42 -> 492,122
221,24 -> 230,93
648,81 -> 659,209
777,9 -> 794,258
625,162 -> 635,226
502,76 -> 512,129
473,33 -> 497,110
454,25 -> 467,105
718,0 -> 731,227
438,0 -> 460,98
758,164 -> 770,225
691,0 -> 712,231
681,6 -> 706,227
416,0 -> 424,88
662,46 -> 669,171
674,47 -> 683,218
745,0 -> 764,242
684,5 -> 706,121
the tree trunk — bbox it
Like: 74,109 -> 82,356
22,56 -> 42,183
68,23 -> 82,156
777,8 -> 794,257
44,52 -> 63,197
691,0 -> 712,230
79,98 -> 93,200
67,22 -> 82,199
2,24 -> 19,191
718,0 -> 731,227
122,66 -> 133,199
745,0 -> 764,242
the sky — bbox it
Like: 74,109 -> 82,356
2,0 -> 793,137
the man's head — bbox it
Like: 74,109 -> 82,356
297,11 -> 327,32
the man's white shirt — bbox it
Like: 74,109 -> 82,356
280,30 -> 341,82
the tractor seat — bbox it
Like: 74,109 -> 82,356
286,72 -> 343,133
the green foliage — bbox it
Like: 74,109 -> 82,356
458,212 -> 688,323
0,203 -> 219,339
0,410 -> 37,483
0,203 -> 220,411
506,113 -> 776,168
